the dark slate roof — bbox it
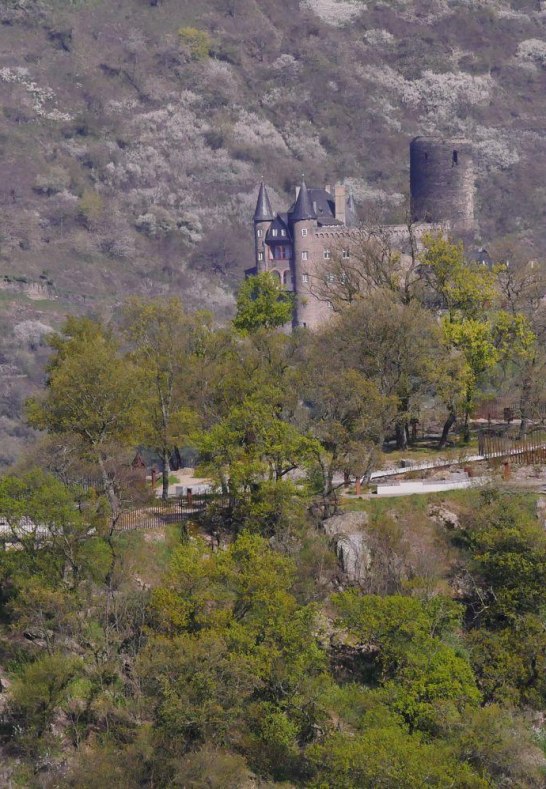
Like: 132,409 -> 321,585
253,181 -> 274,221
290,179 -> 317,221
265,214 -> 291,241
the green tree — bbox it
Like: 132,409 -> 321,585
178,27 -> 211,60
464,490 -> 546,624
233,272 -> 294,334
196,391 -> 317,496
303,366 -> 396,510
333,592 -> 480,733
308,728 -> 487,788
449,704 -> 546,787
466,615 -> 546,707
139,533 -> 327,765
121,297 -> 203,500
9,652 -> 82,749
496,253 -> 546,437
26,318 -> 140,524
0,471 -> 108,593
420,235 -> 534,442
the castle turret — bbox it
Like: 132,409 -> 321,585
410,137 -> 475,234
291,178 -> 321,329
291,177 -> 317,223
253,180 -> 274,272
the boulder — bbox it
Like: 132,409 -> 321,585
323,511 -> 371,584
323,510 -> 369,537
427,503 -> 460,530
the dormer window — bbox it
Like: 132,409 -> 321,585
301,228 -> 308,237
281,229 -> 286,237
323,249 -> 331,260
272,229 -> 278,237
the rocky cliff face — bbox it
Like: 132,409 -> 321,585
1,0 -> 546,463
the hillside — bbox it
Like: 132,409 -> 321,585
1,0 -> 546,463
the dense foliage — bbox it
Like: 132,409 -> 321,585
0,239 -> 545,785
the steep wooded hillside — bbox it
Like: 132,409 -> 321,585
1,0 -> 546,463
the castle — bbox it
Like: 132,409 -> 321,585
248,136 -> 475,329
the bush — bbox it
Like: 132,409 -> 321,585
178,27 -> 211,61
78,190 -> 104,222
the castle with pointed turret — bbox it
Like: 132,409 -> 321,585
248,137 -> 476,329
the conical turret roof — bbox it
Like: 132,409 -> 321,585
253,180 -> 274,222
291,177 -> 317,222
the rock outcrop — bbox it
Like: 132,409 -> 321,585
323,511 -> 371,584
427,503 -> 461,530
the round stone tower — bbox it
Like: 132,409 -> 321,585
410,137 -> 475,233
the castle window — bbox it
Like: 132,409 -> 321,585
452,150 -> 458,165
302,273 -> 309,283
323,249 -> 331,260
342,250 -> 350,259
301,228 -> 308,237
273,245 -> 289,260
326,273 -> 336,283
257,229 -> 262,237
272,228 -> 278,237
301,251 -> 308,261
258,251 -> 263,261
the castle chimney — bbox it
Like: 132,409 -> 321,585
335,184 -> 346,224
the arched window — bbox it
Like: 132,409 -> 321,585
283,270 -> 292,288
270,270 -> 281,282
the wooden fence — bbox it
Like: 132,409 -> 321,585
116,495 -> 213,532
478,427 -> 546,465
